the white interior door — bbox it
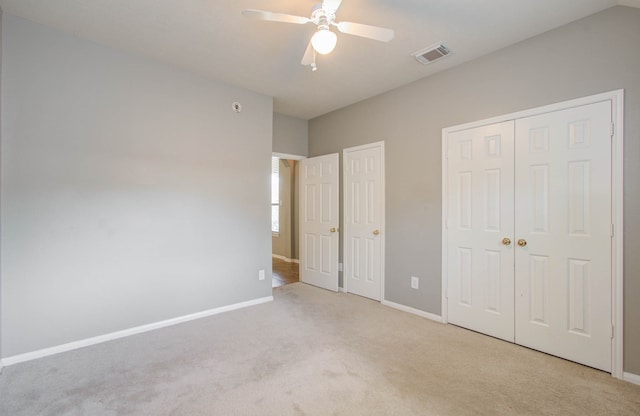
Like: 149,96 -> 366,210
344,142 -> 385,301
299,154 -> 339,292
514,101 -> 612,371
446,122 -> 516,342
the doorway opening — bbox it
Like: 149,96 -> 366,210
272,153 -> 304,288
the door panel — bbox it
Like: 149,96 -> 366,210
446,121 -> 516,342
344,143 -> 384,301
514,101 -> 612,371
299,154 -> 339,292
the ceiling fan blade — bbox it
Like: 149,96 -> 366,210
322,0 -> 343,13
336,21 -> 395,42
242,9 -> 311,25
301,40 -> 315,66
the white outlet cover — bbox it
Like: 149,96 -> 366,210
411,276 -> 419,289
259,269 -> 265,280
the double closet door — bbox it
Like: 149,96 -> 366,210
446,100 -> 612,372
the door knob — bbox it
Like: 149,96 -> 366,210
502,238 -> 511,246
373,229 -> 380,235
517,239 -> 527,247
330,227 -> 337,233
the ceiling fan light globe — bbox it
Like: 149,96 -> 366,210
311,29 -> 337,54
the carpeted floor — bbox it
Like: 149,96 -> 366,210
1,282 -> 639,415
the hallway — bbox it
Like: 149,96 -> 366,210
272,257 -> 299,288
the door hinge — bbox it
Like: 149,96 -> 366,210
610,224 -> 614,238
610,122 -> 615,136
611,325 -> 614,339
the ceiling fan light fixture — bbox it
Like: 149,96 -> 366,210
311,28 -> 337,55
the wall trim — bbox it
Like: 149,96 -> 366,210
382,300 -> 443,323
0,296 -> 273,368
623,372 -> 640,386
272,152 -> 306,161
612,90 -> 625,379
441,89 -> 624,379
272,254 -> 298,263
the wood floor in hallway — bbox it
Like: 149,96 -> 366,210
272,257 -> 299,288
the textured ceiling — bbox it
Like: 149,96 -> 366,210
1,0 -> 638,119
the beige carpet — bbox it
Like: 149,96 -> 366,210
1,282 -> 639,415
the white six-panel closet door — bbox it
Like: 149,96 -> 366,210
446,121 -> 516,342
514,100 -> 612,372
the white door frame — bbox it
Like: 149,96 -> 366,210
273,152 -> 306,162
441,90 -> 624,379
342,141 -> 386,301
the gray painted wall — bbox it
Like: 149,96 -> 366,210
0,15 -> 274,357
273,112 -> 308,157
308,6 -> 640,374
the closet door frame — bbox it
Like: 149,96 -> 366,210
441,89 -> 624,379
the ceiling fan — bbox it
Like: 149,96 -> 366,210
242,0 -> 394,71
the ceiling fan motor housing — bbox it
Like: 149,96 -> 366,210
311,4 -> 336,27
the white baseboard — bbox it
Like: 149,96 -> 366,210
382,300 -> 443,323
338,286 -> 346,293
623,372 -> 640,385
272,254 -> 298,263
0,296 -> 273,368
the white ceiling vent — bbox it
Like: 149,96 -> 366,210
412,43 -> 452,65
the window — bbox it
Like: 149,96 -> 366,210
271,157 -> 280,234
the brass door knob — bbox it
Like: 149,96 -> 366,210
330,227 -> 337,233
502,238 -> 511,246
373,229 -> 380,235
517,239 -> 527,247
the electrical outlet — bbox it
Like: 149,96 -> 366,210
411,276 -> 419,289
258,269 -> 265,280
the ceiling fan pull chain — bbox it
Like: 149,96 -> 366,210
311,49 -> 318,72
